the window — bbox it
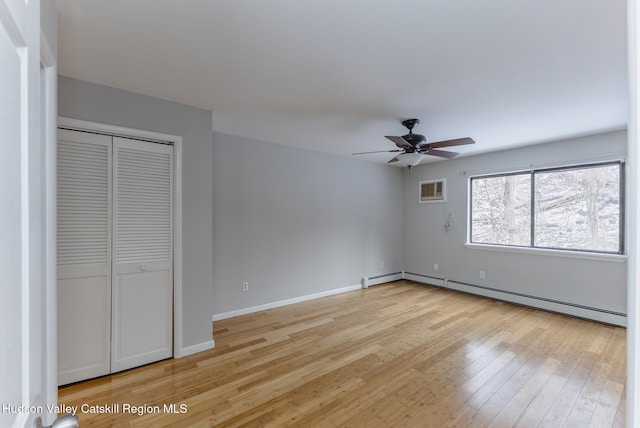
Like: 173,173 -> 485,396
470,162 -> 624,254
470,173 -> 531,246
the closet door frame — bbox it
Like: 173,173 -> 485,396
58,117 -> 185,358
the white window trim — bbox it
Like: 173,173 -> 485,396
465,242 -> 627,262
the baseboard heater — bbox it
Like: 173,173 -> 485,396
402,271 -> 626,327
361,272 -> 403,288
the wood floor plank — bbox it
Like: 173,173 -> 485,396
589,380 -> 625,428
58,281 -> 626,427
487,357 -> 561,427
514,372 -> 567,427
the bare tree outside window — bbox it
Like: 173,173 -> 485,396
471,173 -> 530,246
470,162 -> 623,254
534,165 -> 620,252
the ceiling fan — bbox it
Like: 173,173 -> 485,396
353,119 -> 475,167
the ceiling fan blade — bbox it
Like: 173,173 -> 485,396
387,156 -> 399,163
352,149 -> 402,155
425,149 -> 459,159
385,135 -> 413,150
428,137 -> 475,149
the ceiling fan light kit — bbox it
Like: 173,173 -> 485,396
353,118 -> 476,167
396,152 -> 425,167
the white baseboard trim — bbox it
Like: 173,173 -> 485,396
404,271 -> 626,327
175,339 -> 215,358
361,272 -> 403,288
212,284 -> 362,321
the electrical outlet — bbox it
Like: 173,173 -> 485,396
479,271 -> 485,279
434,263 -> 439,271
379,260 -> 384,268
242,281 -> 249,291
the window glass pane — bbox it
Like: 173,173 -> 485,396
471,174 -> 531,246
534,164 -> 620,252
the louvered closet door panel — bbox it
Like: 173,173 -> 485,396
112,137 -> 173,373
57,129 -> 112,385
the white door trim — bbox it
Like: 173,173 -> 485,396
57,117 -> 185,359
627,0 -> 639,424
1,0 -> 57,425
41,31 -> 58,423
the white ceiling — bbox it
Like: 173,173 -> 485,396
55,0 -> 628,166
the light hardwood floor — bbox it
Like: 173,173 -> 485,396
58,281 -> 626,427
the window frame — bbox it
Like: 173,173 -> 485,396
468,161 -> 625,256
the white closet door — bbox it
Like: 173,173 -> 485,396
57,129 -> 112,385
111,137 -> 173,373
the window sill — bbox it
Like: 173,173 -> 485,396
464,243 -> 627,262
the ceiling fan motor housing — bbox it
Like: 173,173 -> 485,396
401,119 -> 428,149
402,133 -> 427,149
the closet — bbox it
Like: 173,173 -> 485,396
57,128 -> 174,385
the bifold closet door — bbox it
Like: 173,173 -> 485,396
57,130 -> 174,384
57,129 -> 112,385
111,137 -> 173,373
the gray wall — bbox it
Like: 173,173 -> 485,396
41,0 -> 57,56
403,130 -> 627,314
57,74 -> 627,341
58,76 -> 214,348
211,132 -> 404,315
